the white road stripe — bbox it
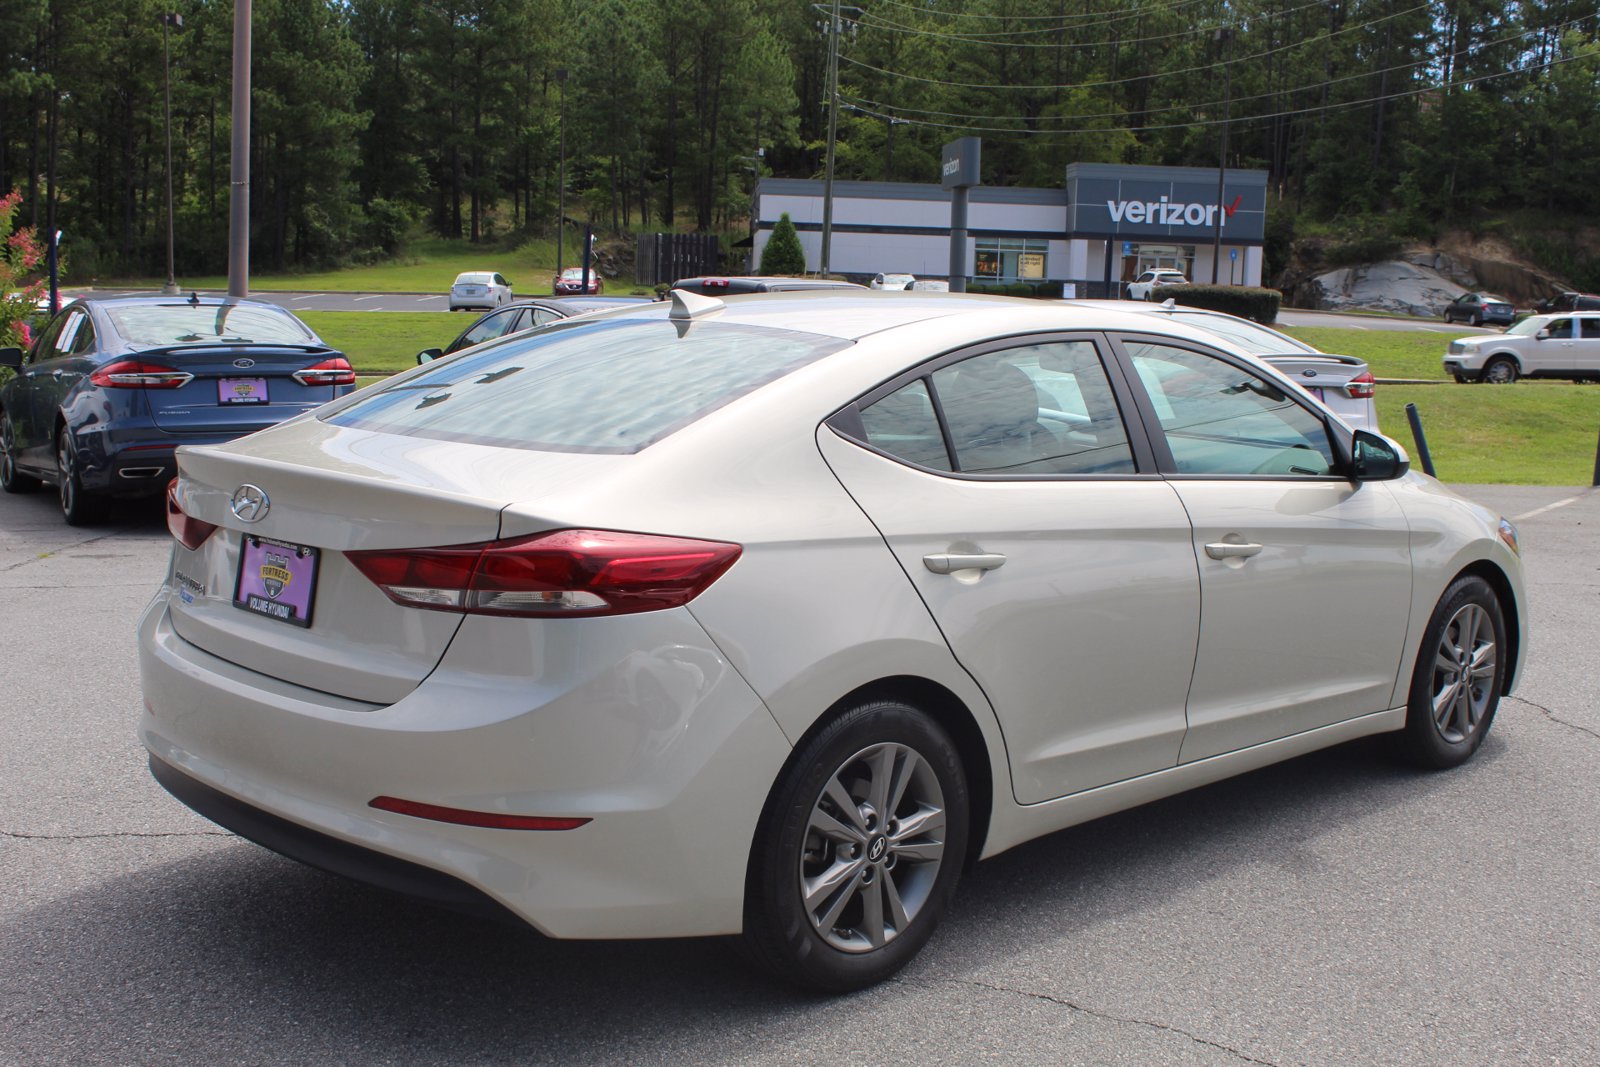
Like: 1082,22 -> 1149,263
419,295 -> 444,301
1513,493 -> 1591,521
353,295 -> 383,302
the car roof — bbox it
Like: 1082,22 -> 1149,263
576,289 -> 1263,345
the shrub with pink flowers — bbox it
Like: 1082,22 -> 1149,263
1,188 -> 49,352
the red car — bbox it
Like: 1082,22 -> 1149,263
552,267 -> 603,296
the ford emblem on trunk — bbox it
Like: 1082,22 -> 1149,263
230,484 -> 270,523
1301,369 -> 1318,378
233,357 -> 256,369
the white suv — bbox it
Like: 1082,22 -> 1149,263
1443,312 -> 1600,383
1127,269 -> 1189,300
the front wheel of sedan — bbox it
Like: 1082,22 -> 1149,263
56,430 -> 106,526
1399,575 -> 1507,769
1,411 -> 41,494
743,700 -> 969,993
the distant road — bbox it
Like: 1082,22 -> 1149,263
85,288 -> 1500,334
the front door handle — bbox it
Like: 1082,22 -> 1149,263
1205,541 -> 1264,560
923,553 -> 1007,574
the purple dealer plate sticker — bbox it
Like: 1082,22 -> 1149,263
233,537 -> 319,627
220,377 -> 269,404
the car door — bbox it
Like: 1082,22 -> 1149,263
1574,317 -> 1600,377
1112,335 -> 1414,762
819,335 -> 1202,803
1535,318 -> 1578,374
24,308 -> 93,462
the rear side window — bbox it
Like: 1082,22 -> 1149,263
105,305 -> 315,346
326,318 -> 848,453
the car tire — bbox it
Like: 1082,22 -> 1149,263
1471,312 -> 1483,326
1,410 -> 41,494
742,699 -> 969,993
1450,370 -> 1468,384
1398,575 -> 1507,770
1483,357 -> 1518,384
56,429 -> 106,527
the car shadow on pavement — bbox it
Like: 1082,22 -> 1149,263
2,733 -> 1504,1063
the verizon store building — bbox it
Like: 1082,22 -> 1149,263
753,162 -> 1268,295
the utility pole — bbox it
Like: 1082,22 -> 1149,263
161,13 -> 183,296
1211,26 -> 1234,286
228,0 -> 251,298
555,69 -> 568,284
820,0 -> 841,276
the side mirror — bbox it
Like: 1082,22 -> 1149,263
1351,429 -> 1410,481
0,346 -> 21,369
416,348 -> 443,365
1535,329 -> 1550,340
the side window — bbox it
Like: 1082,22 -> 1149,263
69,317 -> 96,354
530,307 -> 562,327
1125,341 -> 1336,477
461,308 -> 518,348
1548,318 -> 1573,338
28,315 -> 67,364
1581,319 -> 1600,340
854,340 -> 1137,477
53,311 -> 86,356
858,379 -> 951,471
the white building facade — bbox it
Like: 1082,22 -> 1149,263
753,163 -> 1268,296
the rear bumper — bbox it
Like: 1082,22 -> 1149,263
137,593 -> 793,939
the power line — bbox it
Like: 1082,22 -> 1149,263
849,0 -> 1329,47
837,48 -> 1598,137
839,14 -> 1600,124
866,0 -> 1220,24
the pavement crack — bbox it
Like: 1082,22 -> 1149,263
1,530 -> 144,571
0,828 -> 233,841
1508,695 -> 1600,743
941,978 -> 1281,1066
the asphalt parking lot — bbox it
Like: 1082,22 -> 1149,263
2,482 -> 1597,1066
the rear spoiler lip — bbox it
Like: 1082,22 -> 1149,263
129,343 -> 341,360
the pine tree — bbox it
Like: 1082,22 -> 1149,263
760,212 -> 806,275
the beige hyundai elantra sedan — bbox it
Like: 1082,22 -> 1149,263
141,290 -> 1525,992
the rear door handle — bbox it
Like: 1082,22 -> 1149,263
923,553 -> 1007,574
1205,541 -> 1263,560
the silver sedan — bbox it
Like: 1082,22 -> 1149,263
141,291 -> 1526,992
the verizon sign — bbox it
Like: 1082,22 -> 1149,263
1065,163 -> 1267,242
1107,194 -> 1243,228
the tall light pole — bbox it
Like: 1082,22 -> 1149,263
555,68 -> 568,285
161,12 -> 183,295
1211,27 -> 1234,285
819,0 -> 842,277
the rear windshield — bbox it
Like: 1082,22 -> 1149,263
324,318 -> 850,453
1167,312 -> 1317,355
105,304 -> 317,347
455,273 -> 492,285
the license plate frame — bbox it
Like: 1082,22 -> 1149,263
233,535 -> 319,628
219,377 -> 269,404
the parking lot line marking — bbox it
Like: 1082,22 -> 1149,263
1513,493 -> 1590,521
420,295 -> 444,301
353,295 -> 383,302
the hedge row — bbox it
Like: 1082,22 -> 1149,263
1148,284 -> 1283,323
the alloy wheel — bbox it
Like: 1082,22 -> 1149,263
799,741 -> 947,953
1430,602 -> 1497,744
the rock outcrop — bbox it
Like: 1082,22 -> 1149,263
1304,261 -> 1468,316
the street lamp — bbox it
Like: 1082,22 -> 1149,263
555,68 -> 568,287
161,12 -> 183,295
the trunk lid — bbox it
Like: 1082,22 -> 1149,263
142,344 -> 346,434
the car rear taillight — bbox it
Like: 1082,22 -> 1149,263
701,279 -> 730,289
90,360 -> 194,389
347,528 -> 742,618
368,796 -> 590,831
292,357 -> 356,386
165,480 -> 218,551
1344,371 -> 1376,399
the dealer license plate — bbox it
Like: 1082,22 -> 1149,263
220,377 -> 269,404
233,536 -> 319,627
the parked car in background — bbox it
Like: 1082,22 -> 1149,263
1535,291 -> 1600,315
1442,292 -> 1515,327
1127,269 -> 1188,300
416,296 -> 653,363
145,291 -> 1523,994
1066,299 -> 1379,431
671,276 -> 866,295
0,295 -> 354,525
553,267 -> 603,296
871,273 -> 916,291
1443,311 -> 1600,383
449,272 -> 513,311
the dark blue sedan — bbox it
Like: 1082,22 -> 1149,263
0,295 -> 355,525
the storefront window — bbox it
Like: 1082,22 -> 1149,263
975,238 -> 1049,282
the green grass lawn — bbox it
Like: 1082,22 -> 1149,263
1280,325 -> 1458,380
108,236 -> 658,295
298,310 -> 454,373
